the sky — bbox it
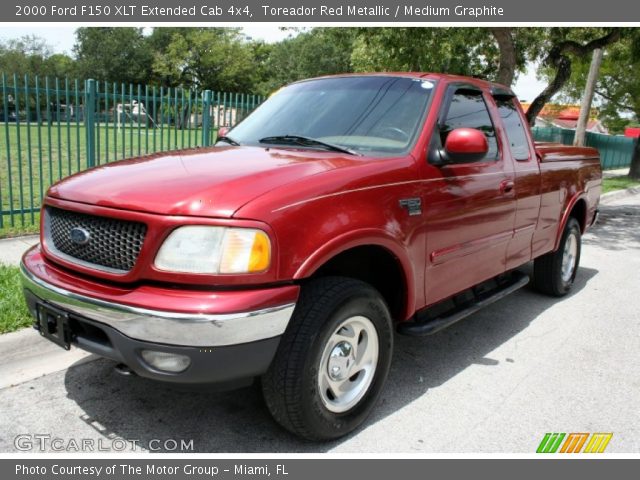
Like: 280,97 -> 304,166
0,26 -> 547,101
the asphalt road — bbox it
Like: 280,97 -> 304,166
1,194 -> 639,453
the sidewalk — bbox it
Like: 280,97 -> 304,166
0,234 -> 94,388
0,328 -> 93,389
0,235 -> 38,266
602,167 -> 629,178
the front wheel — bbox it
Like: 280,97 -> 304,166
261,277 -> 393,440
533,217 -> 582,296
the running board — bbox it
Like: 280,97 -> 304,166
397,271 -> 530,337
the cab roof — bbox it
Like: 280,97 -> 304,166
301,72 -> 515,97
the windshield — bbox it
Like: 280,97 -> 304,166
226,76 -> 435,156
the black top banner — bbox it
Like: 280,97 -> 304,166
3,0 -> 639,22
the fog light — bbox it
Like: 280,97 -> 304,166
141,350 -> 191,373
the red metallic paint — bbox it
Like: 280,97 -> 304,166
32,73 -> 602,323
47,147 -> 363,219
534,144 -> 601,255
444,128 -> 489,155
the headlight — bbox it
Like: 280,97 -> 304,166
154,226 -> 271,274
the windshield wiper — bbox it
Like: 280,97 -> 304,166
217,135 -> 240,146
259,135 -> 360,156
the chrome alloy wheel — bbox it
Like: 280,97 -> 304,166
318,316 -> 379,413
561,231 -> 578,282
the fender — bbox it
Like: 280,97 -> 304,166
293,228 -> 417,321
554,192 -> 588,251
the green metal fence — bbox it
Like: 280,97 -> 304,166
0,74 -> 265,230
532,126 -> 635,170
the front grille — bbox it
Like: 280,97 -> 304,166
45,206 -> 147,273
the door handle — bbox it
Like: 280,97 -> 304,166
500,180 -> 515,194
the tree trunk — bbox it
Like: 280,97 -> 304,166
525,56 -> 572,126
629,139 -> 640,180
525,29 -> 621,127
490,28 -> 517,86
574,48 -> 603,146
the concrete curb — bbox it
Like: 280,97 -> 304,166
0,328 -> 95,389
0,235 -> 39,266
600,186 -> 640,205
1,235 -> 97,388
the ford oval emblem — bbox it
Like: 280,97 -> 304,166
69,227 -> 91,246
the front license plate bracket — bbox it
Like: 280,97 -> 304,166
36,302 -> 72,350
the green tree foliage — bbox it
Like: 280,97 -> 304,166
568,29 -> 640,179
0,35 -> 75,79
146,27 -> 192,54
151,28 -> 257,92
352,28 -> 494,75
255,28 -> 356,94
525,27 -> 621,124
73,27 -> 153,84
43,54 -> 76,79
558,30 -> 640,133
536,28 -> 639,178
350,28 -> 542,84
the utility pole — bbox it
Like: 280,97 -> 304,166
574,48 -> 603,147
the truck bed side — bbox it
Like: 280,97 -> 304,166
532,142 -> 602,259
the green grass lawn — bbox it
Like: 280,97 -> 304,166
0,213 -> 40,238
0,264 -> 32,333
1,122 -> 207,237
602,175 -> 640,194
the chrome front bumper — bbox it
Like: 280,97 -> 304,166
20,262 -> 295,347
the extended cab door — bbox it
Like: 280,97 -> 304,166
423,85 -> 517,306
493,95 -> 542,270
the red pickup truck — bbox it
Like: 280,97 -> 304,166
21,73 -> 601,440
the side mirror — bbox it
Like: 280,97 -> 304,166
428,128 -> 489,166
218,126 -> 230,138
442,128 -> 488,163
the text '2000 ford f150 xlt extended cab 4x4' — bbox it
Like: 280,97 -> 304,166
21,73 -> 601,440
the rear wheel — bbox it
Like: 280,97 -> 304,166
534,217 -> 582,296
261,277 -> 393,440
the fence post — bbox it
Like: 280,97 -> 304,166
201,89 -> 213,147
85,78 -> 96,167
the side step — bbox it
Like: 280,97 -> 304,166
397,271 -> 530,337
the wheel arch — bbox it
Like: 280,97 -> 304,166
293,231 -> 415,322
554,194 -> 588,251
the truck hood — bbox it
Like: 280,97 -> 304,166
48,146 -> 361,218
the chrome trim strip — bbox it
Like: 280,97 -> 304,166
21,262 -> 295,347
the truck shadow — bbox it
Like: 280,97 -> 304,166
63,265 -> 598,453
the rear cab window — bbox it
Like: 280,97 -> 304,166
495,97 -> 532,161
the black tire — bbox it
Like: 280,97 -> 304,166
261,276 -> 393,441
533,217 -> 582,297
